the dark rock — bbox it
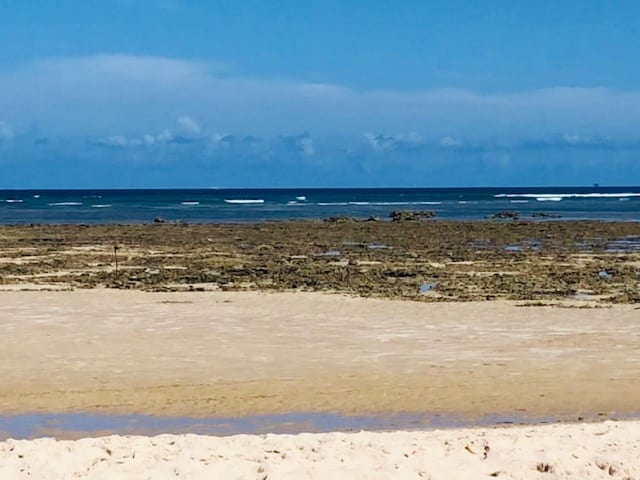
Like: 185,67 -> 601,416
488,211 -> 520,220
532,212 -> 561,218
389,210 -> 436,222
153,217 -> 166,223
325,216 -> 356,223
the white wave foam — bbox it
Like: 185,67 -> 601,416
4,199 -> 23,203
90,204 -> 112,208
537,196 -> 563,202
373,201 -> 442,206
495,192 -> 640,199
48,202 -> 82,206
32,195 -> 40,198
181,201 -> 200,206
224,199 -> 264,204
295,196 -> 307,201
509,200 -> 529,204
318,200 -> 442,207
352,201 -> 444,206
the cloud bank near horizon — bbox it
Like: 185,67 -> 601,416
1,54 -> 640,187
2,54 -> 640,139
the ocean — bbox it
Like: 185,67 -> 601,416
1,187 -> 639,224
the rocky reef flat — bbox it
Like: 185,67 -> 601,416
1,219 -> 639,303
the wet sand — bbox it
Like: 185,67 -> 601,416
1,289 -> 639,419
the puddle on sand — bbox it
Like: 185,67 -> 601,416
419,282 -> 438,294
1,411 -> 635,440
5,412 -> 422,440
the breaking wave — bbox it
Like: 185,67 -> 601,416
224,199 -> 265,204
496,193 -> 640,200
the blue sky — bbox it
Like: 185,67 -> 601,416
1,0 -> 640,187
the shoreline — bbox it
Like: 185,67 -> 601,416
2,218 -> 640,225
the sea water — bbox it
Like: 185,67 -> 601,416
0,187 -> 639,224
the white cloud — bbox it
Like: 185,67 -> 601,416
107,135 -> 134,147
37,54 -> 212,84
90,134 -> 143,147
276,133 -> 316,157
156,130 -> 173,143
563,133 -> 589,145
93,129 -> 187,148
440,136 -> 462,147
396,131 -> 424,144
364,133 -> 396,152
363,132 -> 427,152
210,133 -> 231,147
298,135 -> 315,156
177,116 -> 201,135
2,55 -> 640,145
0,121 -> 14,141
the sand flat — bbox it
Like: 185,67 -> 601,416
1,421 -> 639,479
0,289 -> 639,418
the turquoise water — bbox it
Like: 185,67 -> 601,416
1,187 -> 640,224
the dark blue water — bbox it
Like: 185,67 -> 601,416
1,187 -> 639,224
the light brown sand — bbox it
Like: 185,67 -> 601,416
1,289 -> 639,418
1,421 -> 639,479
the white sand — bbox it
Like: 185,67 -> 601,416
1,421 -> 638,479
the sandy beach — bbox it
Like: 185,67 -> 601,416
4,0 -> 640,475
2,266 -> 640,477
1,420 -> 639,479
1,289 -> 639,418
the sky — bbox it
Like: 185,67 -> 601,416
1,0 -> 640,187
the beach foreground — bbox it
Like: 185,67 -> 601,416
1,290 -> 639,419
1,420 -> 639,479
